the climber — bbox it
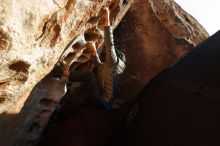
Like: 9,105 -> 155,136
51,7 -> 126,111
87,7 -> 126,110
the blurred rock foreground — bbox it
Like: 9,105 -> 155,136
0,0 -> 208,146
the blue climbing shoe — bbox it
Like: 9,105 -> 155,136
99,96 -> 112,111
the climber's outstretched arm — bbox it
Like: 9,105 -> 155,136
103,8 -> 118,66
102,7 -> 126,75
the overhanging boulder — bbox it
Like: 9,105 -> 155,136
0,0 -> 209,146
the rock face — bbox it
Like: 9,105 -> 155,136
111,30 -> 220,146
0,0 -> 132,114
150,0 -> 207,46
0,0 -> 208,146
36,0 -> 208,146
0,0 -> 133,145
113,0 -> 209,106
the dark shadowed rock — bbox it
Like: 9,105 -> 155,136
110,31 -> 220,146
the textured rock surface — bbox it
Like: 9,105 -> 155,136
113,0 -> 209,102
36,0 -> 209,146
150,0 -> 208,46
0,0 -> 126,114
0,0 -> 133,145
0,0 -> 209,145
0,0 -> 134,113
